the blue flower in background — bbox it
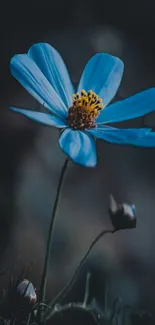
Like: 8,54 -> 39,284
10,43 -> 155,167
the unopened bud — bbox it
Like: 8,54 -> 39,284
109,194 -> 137,230
17,279 -> 37,305
11,279 -> 37,315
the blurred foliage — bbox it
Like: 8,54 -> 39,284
0,267 -> 154,325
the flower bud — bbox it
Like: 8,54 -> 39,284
11,279 -> 37,315
109,194 -> 137,230
17,279 -> 37,305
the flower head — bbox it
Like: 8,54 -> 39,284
9,43 -> 155,167
109,194 -> 137,230
68,90 -> 103,130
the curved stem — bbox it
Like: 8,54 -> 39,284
49,302 -> 99,323
39,158 -> 69,304
46,228 -> 118,318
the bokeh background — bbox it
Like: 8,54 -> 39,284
1,0 -> 155,318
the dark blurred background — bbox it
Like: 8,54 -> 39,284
1,0 -> 155,317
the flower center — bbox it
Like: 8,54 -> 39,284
67,90 -> 104,130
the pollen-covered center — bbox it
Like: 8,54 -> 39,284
67,90 -> 104,130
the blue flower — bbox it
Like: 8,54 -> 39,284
9,43 -> 155,167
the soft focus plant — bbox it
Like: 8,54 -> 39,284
6,42 -> 155,325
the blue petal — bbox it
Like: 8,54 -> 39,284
28,43 -> 74,107
59,128 -> 97,167
125,132 -> 155,147
10,107 -> 67,128
78,53 -> 124,107
96,88 -> 155,124
10,54 -> 67,119
88,126 -> 152,145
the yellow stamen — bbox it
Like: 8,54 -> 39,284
73,90 -> 104,113
68,89 -> 104,130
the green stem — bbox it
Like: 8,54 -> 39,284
39,158 -> 69,304
46,228 -> 119,319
